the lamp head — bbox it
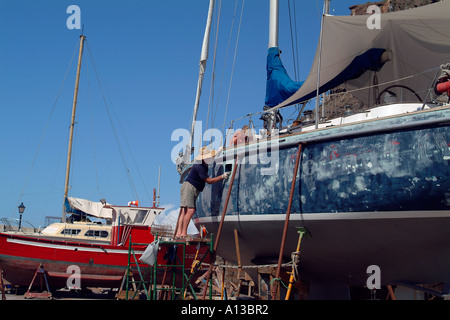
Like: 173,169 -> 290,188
18,202 -> 25,214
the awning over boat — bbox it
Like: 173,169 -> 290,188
274,0 -> 450,109
67,197 -> 113,219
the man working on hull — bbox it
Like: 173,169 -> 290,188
175,146 -> 228,239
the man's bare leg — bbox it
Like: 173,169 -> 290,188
179,207 -> 196,237
175,207 -> 187,238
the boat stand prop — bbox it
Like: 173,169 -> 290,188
272,143 -> 304,300
233,229 -> 243,298
24,263 -> 52,299
116,270 -> 139,300
1,269 -> 6,300
201,157 -> 239,300
285,227 -> 308,300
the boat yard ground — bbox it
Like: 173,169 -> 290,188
3,290 -> 114,300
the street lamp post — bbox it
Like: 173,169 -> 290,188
18,202 -> 25,231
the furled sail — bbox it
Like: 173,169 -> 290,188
274,0 -> 450,109
265,47 -> 304,107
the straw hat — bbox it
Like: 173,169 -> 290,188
194,146 -> 217,161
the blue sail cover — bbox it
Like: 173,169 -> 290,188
265,46 -> 386,107
265,47 -> 304,107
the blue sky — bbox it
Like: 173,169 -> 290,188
0,0 -> 359,227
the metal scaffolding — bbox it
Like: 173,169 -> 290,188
119,235 -> 214,300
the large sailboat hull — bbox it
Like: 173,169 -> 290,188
192,104 -> 450,287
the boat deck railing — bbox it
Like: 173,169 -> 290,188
0,218 -> 39,234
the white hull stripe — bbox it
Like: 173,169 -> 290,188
195,210 -> 450,223
7,238 -> 144,255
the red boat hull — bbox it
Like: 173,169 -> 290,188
0,232 -> 210,289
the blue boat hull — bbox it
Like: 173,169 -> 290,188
191,105 -> 450,288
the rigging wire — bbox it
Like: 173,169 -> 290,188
14,38 -> 80,218
85,40 -> 154,205
84,40 -> 140,202
211,0 -> 238,137
293,1 -> 300,80
287,0 -> 303,123
288,0 -> 299,82
85,53 -> 103,198
315,0 -> 321,21
222,0 -> 245,133
104,87 -> 154,205
205,0 -> 222,145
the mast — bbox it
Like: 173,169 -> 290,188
268,0 -> 279,48
314,0 -> 331,129
186,0 -> 215,161
62,35 -> 86,222
324,0 -> 330,15
265,0 -> 279,130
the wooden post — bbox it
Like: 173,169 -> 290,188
0,269 -> 6,300
234,229 -> 242,298
221,264 -> 226,300
272,143 -> 303,300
